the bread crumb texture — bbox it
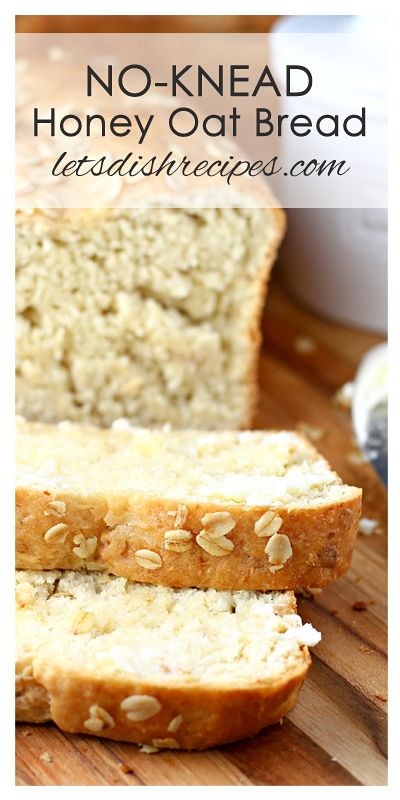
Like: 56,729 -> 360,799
16,419 -> 358,509
16,208 -> 281,429
16,570 -> 319,688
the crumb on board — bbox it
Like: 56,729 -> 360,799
295,587 -> 322,599
293,335 -> 317,354
359,518 -> 379,536
39,752 -> 52,763
332,381 -> 354,409
330,608 -> 339,616
138,743 -> 159,754
375,693 -> 388,702
21,729 -> 32,737
118,762 -> 134,774
360,645 -> 374,653
352,600 -> 369,611
296,422 -> 326,442
346,450 -> 368,466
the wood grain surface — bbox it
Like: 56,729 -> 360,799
15,276 -> 388,787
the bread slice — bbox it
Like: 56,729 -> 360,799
16,418 -> 362,590
16,569 -> 320,750
16,203 -> 284,430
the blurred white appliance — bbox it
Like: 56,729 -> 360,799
270,15 -> 387,333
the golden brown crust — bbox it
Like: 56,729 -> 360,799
16,483 -> 362,590
243,206 -> 287,428
16,656 -> 310,750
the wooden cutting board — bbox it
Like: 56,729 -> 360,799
16,277 -> 387,787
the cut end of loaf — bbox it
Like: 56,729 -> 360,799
16,419 -> 361,510
16,207 -> 283,430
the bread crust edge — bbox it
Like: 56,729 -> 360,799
16,483 -> 362,591
16,652 -> 310,750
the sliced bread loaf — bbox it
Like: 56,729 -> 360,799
16,419 -> 362,590
16,570 -> 320,750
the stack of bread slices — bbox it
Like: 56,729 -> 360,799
16,418 -> 361,750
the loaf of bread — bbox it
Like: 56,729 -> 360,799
16,50 -> 285,430
16,569 -> 321,750
16,205 -> 284,429
16,418 -> 362,590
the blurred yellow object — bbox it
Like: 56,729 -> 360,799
16,15 -> 279,34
